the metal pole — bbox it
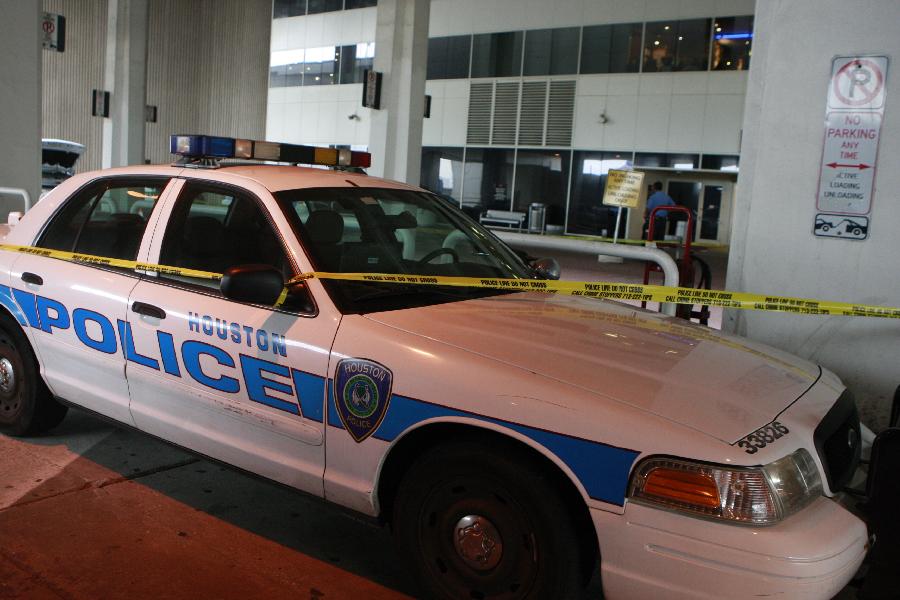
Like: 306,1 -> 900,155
612,206 -> 623,244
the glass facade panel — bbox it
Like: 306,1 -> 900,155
269,64 -> 303,87
427,36 -> 472,80
306,0 -> 342,14
339,42 -> 375,84
634,152 -> 700,169
512,149 -> 571,228
580,23 -> 643,74
462,148 -> 515,214
701,154 -> 740,171
274,0 -> 305,18
643,19 -> 711,72
522,27 -> 579,76
566,151 -> 633,236
344,0 -> 377,8
471,31 -> 523,78
712,16 -> 753,70
420,147 -> 466,205
300,46 -> 340,85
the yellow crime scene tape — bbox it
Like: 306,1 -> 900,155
1,243 -> 898,319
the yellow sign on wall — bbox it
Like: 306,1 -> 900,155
602,169 -> 645,208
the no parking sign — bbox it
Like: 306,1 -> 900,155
815,55 -> 888,240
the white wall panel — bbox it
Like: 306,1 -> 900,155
708,71 -> 748,95
42,0 -> 108,173
701,93 -> 744,153
600,95 -> 638,150
672,72 -> 709,95
667,94 -> 706,151
572,95 -> 605,150
634,94 -> 671,150
638,73 -> 674,96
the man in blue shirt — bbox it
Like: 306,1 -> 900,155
644,181 -> 675,240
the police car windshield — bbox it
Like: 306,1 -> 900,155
274,187 -> 532,313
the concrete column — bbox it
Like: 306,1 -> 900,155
367,0 -> 429,184
0,1 -> 41,207
102,0 -> 148,168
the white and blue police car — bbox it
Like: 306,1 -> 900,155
0,135 -> 870,599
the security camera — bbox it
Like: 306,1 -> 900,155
348,113 -> 361,121
599,112 -> 609,124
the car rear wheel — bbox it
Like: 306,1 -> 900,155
0,320 -> 67,436
393,441 -> 585,600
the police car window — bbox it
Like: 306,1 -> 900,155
159,184 -> 310,312
276,188 -> 532,313
38,180 -> 166,262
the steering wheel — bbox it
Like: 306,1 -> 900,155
417,247 -> 459,264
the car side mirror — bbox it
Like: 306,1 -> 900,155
220,264 -> 284,306
532,257 -> 560,280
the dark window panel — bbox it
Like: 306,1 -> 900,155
427,35 -> 471,80
273,0 -> 305,18
634,152 -> 700,169
523,27 -> 579,76
301,46 -> 340,85
471,31 -> 523,78
700,154 -> 740,170
643,18 -> 711,72
712,15 -> 753,70
462,148 -> 516,213
566,151 -> 632,237
339,42 -> 375,84
269,65 -> 303,87
512,149 -> 571,228
420,147 -> 466,207
580,23 -> 642,74
306,0 -> 342,14
345,0 -> 377,8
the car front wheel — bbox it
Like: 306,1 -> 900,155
0,319 -> 67,436
393,440 -> 585,600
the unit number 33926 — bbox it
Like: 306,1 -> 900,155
736,421 -> 790,454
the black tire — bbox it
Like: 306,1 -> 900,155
393,441 -> 585,600
0,318 -> 67,436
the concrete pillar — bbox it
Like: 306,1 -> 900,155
367,0 -> 429,184
0,1 -> 41,207
102,0 -> 148,168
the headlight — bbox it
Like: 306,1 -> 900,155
628,448 -> 823,525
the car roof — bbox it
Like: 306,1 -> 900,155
77,163 -> 424,194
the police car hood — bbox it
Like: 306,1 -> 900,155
364,293 -> 819,443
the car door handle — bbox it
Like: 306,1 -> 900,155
21,272 -> 43,286
131,301 -> 166,320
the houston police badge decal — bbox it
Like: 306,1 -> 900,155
334,358 -> 393,442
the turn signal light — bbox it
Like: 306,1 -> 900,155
643,468 -> 720,509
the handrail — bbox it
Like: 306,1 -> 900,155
0,187 -> 32,213
494,230 -> 680,316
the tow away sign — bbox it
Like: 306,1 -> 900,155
815,55 -> 888,239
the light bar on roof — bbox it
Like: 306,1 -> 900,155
170,134 -> 371,168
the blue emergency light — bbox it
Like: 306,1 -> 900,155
170,134 -> 371,168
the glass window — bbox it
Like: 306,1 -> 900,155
462,148 -> 515,214
643,19 -> 711,72
427,35 -> 471,80
634,152 -> 700,169
566,152 -> 633,237
712,16 -> 753,71
275,187 -> 532,313
300,46 -> 340,85
420,146 -> 465,208
701,154 -> 740,171
471,31 -> 523,78
159,184 -> 292,291
306,0 -> 342,14
345,0 -> 377,8
38,179 -> 167,262
273,0 -> 305,18
339,42 -> 375,84
580,23 -> 643,74
512,149 -> 571,229
522,27 -> 579,76
269,64 -> 303,88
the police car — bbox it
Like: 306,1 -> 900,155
0,135 -> 868,599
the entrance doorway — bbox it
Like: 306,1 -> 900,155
665,179 -> 732,244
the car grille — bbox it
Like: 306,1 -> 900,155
813,389 -> 862,492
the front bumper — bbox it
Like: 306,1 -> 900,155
592,497 -> 867,600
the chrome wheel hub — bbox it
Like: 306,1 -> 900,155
453,514 -> 503,571
0,357 -> 15,394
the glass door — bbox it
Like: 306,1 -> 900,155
665,180 -> 731,244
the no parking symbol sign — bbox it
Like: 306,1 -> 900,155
815,55 -> 888,241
